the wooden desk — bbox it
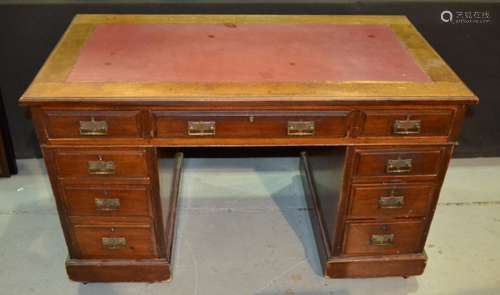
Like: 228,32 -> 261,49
20,14 -> 478,282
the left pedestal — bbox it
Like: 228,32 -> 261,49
42,145 -> 183,282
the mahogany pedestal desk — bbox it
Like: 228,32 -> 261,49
20,14 -> 478,282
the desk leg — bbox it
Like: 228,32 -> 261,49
158,151 -> 184,280
300,149 -> 343,278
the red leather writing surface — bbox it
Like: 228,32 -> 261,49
67,23 -> 430,83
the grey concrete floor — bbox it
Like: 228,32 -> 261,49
0,157 -> 499,295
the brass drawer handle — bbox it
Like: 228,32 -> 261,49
80,117 -> 108,136
102,237 -> 127,250
370,233 -> 395,246
188,121 -> 216,136
386,159 -> 412,174
287,121 -> 315,136
393,119 -> 421,135
88,160 -> 115,175
378,195 -> 405,208
95,198 -> 120,211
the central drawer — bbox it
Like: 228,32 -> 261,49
151,111 -> 350,139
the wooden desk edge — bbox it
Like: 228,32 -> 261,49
18,14 -> 478,104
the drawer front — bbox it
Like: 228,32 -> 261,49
62,185 -> 151,217
72,225 -> 157,259
348,183 -> 436,219
43,109 -> 144,139
54,149 -> 149,178
343,220 -> 425,255
359,109 -> 454,137
352,147 -> 445,179
152,111 -> 349,139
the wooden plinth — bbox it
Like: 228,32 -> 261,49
66,258 -> 171,282
326,253 -> 427,278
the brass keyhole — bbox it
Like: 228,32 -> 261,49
249,116 -> 255,123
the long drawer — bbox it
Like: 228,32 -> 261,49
62,184 -> 152,217
41,109 -> 144,139
53,148 -> 149,179
151,110 -> 350,139
342,220 -> 426,256
72,224 -> 157,259
347,183 -> 436,219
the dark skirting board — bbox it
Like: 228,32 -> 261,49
0,91 -> 17,176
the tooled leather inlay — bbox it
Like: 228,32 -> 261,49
67,23 -> 431,83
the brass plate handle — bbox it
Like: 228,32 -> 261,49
80,117 -> 108,136
370,233 -> 395,246
88,160 -> 115,175
386,159 -> 412,174
392,119 -> 421,135
188,121 -> 216,136
287,121 -> 315,136
102,237 -> 127,250
378,195 -> 405,208
95,198 -> 120,211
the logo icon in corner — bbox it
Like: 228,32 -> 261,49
440,9 -> 491,24
441,10 -> 453,23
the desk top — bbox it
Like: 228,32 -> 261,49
20,14 -> 477,104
